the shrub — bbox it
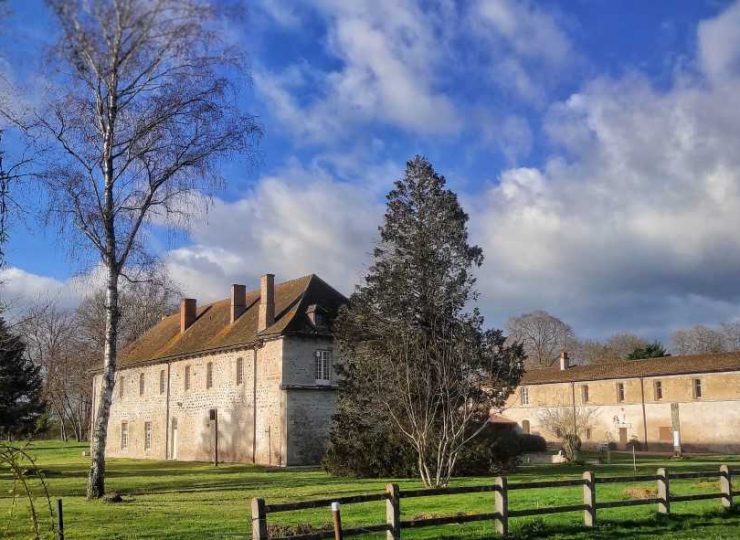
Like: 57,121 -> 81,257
626,437 -> 643,451
562,434 -> 582,462
518,433 -> 547,453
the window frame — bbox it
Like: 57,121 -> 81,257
521,419 -> 530,434
581,384 -> 589,403
184,365 -> 191,391
159,369 -> 166,394
314,350 -> 332,384
616,382 -> 625,403
693,378 -> 702,399
654,380 -> 663,401
206,361 -> 213,389
520,386 -> 529,405
144,421 -> 152,451
120,421 -> 128,450
119,376 -> 125,399
139,372 -> 145,396
236,357 -> 244,386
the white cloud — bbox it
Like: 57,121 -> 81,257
698,0 -> 740,83
255,0 -> 459,140
470,0 -> 574,102
471,3 -> 740,338
164,161 -> 385,302
0,266 -> 96,316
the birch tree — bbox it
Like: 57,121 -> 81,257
20,0 -> 258,498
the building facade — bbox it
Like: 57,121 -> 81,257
91,274 -> 347,466
503,352 -> 740,453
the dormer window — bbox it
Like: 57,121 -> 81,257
315,350 -> 332,384
307,304 -> 328,328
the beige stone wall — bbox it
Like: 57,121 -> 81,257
282,337 -> 336,465
95,335 -> 339,466
503,370 -> 740,452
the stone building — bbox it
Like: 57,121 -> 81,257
503,351 -> 740,453
91,274 -> 347,466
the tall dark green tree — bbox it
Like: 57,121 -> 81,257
627,341 -> 669,360
329,156 -> 524,487
0,316 -> 44,439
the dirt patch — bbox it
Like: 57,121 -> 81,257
623,486 -> 657,499
267,523 -> 333,537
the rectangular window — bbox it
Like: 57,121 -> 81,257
236,357 -> 244,385
693,378 -> 702,399
581,384 -> 589,403
120,421 -> 128,450
659,426 -> 672,441
520,386 -> 529,405
139,373 -> 145,396
119,376 -> 125,399
315,350 -> 332,383
144,422 -> 152,451
206,362 -> 213,389
184,366 -> 191,391
616,382 -> 625,402
160,369 -> 166,394
586,428 -> 592,440
654,380 -> 663,400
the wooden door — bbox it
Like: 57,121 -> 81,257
619,427 -> 628,447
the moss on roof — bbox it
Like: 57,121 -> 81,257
117,274 -> 346,369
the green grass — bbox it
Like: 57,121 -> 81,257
1,441 -> 738,539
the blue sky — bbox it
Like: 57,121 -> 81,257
2,0 -> 740,345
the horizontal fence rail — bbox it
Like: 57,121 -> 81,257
251,465 -> 736,539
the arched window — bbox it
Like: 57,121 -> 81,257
521,420 -> 530,434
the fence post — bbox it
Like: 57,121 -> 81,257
494,476 -> 508,536
332,502 -> 343,540
251,497 -> 268,540
720,465 -> 733,510
56,498 -> 64,540
385,483 -> 400,540
657,467 -> 670,515
583,471 -> 595,527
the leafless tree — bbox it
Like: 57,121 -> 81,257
671,324 -> 726,356
577,333 -> 649,364
537,402 -> 599,461
507,310 -> 576,368
719,321 -> 740,352
344,321 -> 523,488
13,0 -> 258,498
21,303 -> 91,442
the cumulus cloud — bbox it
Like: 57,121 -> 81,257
698,0 -> 740,83
0,266 -> 97,315
164,161 -> 385,302
471,2 -> 740,338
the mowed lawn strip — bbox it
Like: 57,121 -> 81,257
0,441 -> 738,539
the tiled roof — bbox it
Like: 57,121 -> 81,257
117,274 -> 347,370
520,352 -> 740,385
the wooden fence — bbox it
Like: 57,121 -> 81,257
251,465 -> 736,539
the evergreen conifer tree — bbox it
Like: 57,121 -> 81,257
0,316 -> 44,439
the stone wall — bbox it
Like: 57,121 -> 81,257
503,370 -> 740,452
94,334 -> 339,465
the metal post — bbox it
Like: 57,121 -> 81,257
251,498 -> 268,540
332,502 -> 343,540
494,476 -> 508,536
720,465 -> 733,510
583,471 -> 595,527
385,483 -> 400,540
657,468 -> 670,514
56,498 -> 64,540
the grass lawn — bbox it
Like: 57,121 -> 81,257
1,441 -> 738,539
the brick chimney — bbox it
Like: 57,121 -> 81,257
180,298 -> 197,333
258,274 -> 275,332
559,351 -> 570,371
230,284 -> 246,324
